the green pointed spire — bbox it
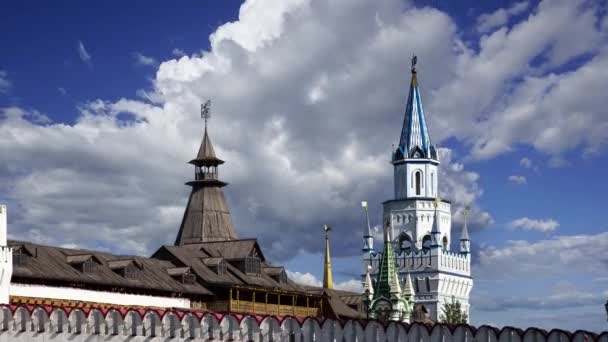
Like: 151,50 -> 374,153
373,220 -> 399,300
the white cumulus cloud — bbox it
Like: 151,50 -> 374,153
286,271 -> 362,292
509,217 -> 559,232
77,40 -> 92,65
508,175 -> 527,185
477,1 -> 529,34
477,231 -> 608,281
133,52 -> 157,66
286,271 -> 321,287
519,157 -> 533,168
172,48 -> 186,57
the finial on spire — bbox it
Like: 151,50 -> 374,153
434,196 -> 441,208
201,100 -> 211,127
411,54 -> 417,73
362,201 -> 374,253
460,203 -> 471,244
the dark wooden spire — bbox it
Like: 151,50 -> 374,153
175,108 -> 238,245
189,126 -> 225,166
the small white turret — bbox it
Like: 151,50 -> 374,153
363,265 -> 374,301
460,206 -> 471,254
430,198 -> 442,248
402,272 -> 415,299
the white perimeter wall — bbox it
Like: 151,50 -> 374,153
10,283 -> 190,308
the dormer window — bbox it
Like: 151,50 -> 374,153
13,246 -> 34,266
228,256 -> 261,275
202,257 -> 227,275
263,266 -> 287,283
66,254 -> 101,273
108,259 -> 143,278
244,256 -> 261,274
167,267 -> 197,285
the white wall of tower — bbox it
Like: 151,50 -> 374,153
394,160 -> 439,199
383,199 -> 452,250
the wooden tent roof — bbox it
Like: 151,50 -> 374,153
175,125 -> 238,245
189,126 -> 224,166
175,186 -> 238,245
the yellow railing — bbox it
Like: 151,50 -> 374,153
206,300 -> 230,312
228,300 -> 318,317
11,296 -> 318,318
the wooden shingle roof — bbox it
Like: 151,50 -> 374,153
189,126 -> 224,166
300,285 -> 364,320
8,240 -> 212,297
153,242 -> 307,294
175,186 -> 238,245
185,239 -> 265,261
107,259 -> 141,269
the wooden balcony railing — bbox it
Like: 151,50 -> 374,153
227,300 -> 318,317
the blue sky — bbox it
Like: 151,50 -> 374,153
1,0 -> 608,333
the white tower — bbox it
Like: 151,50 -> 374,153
364,56 -> 472,322
0,205 -> 13,304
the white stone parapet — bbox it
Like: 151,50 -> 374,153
10,283 -> 191,309
369,248 -> 471,276
0,304 -> 601,341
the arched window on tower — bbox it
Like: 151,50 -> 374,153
398,232 -> 413,253
415,171 -> 422,195
442,236 -> 448,251
422,234 -> 432,250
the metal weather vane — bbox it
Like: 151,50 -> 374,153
411,54 -> 417,72
201,100 -> 211,126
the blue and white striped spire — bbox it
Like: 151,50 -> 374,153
395,55 -> 435,161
